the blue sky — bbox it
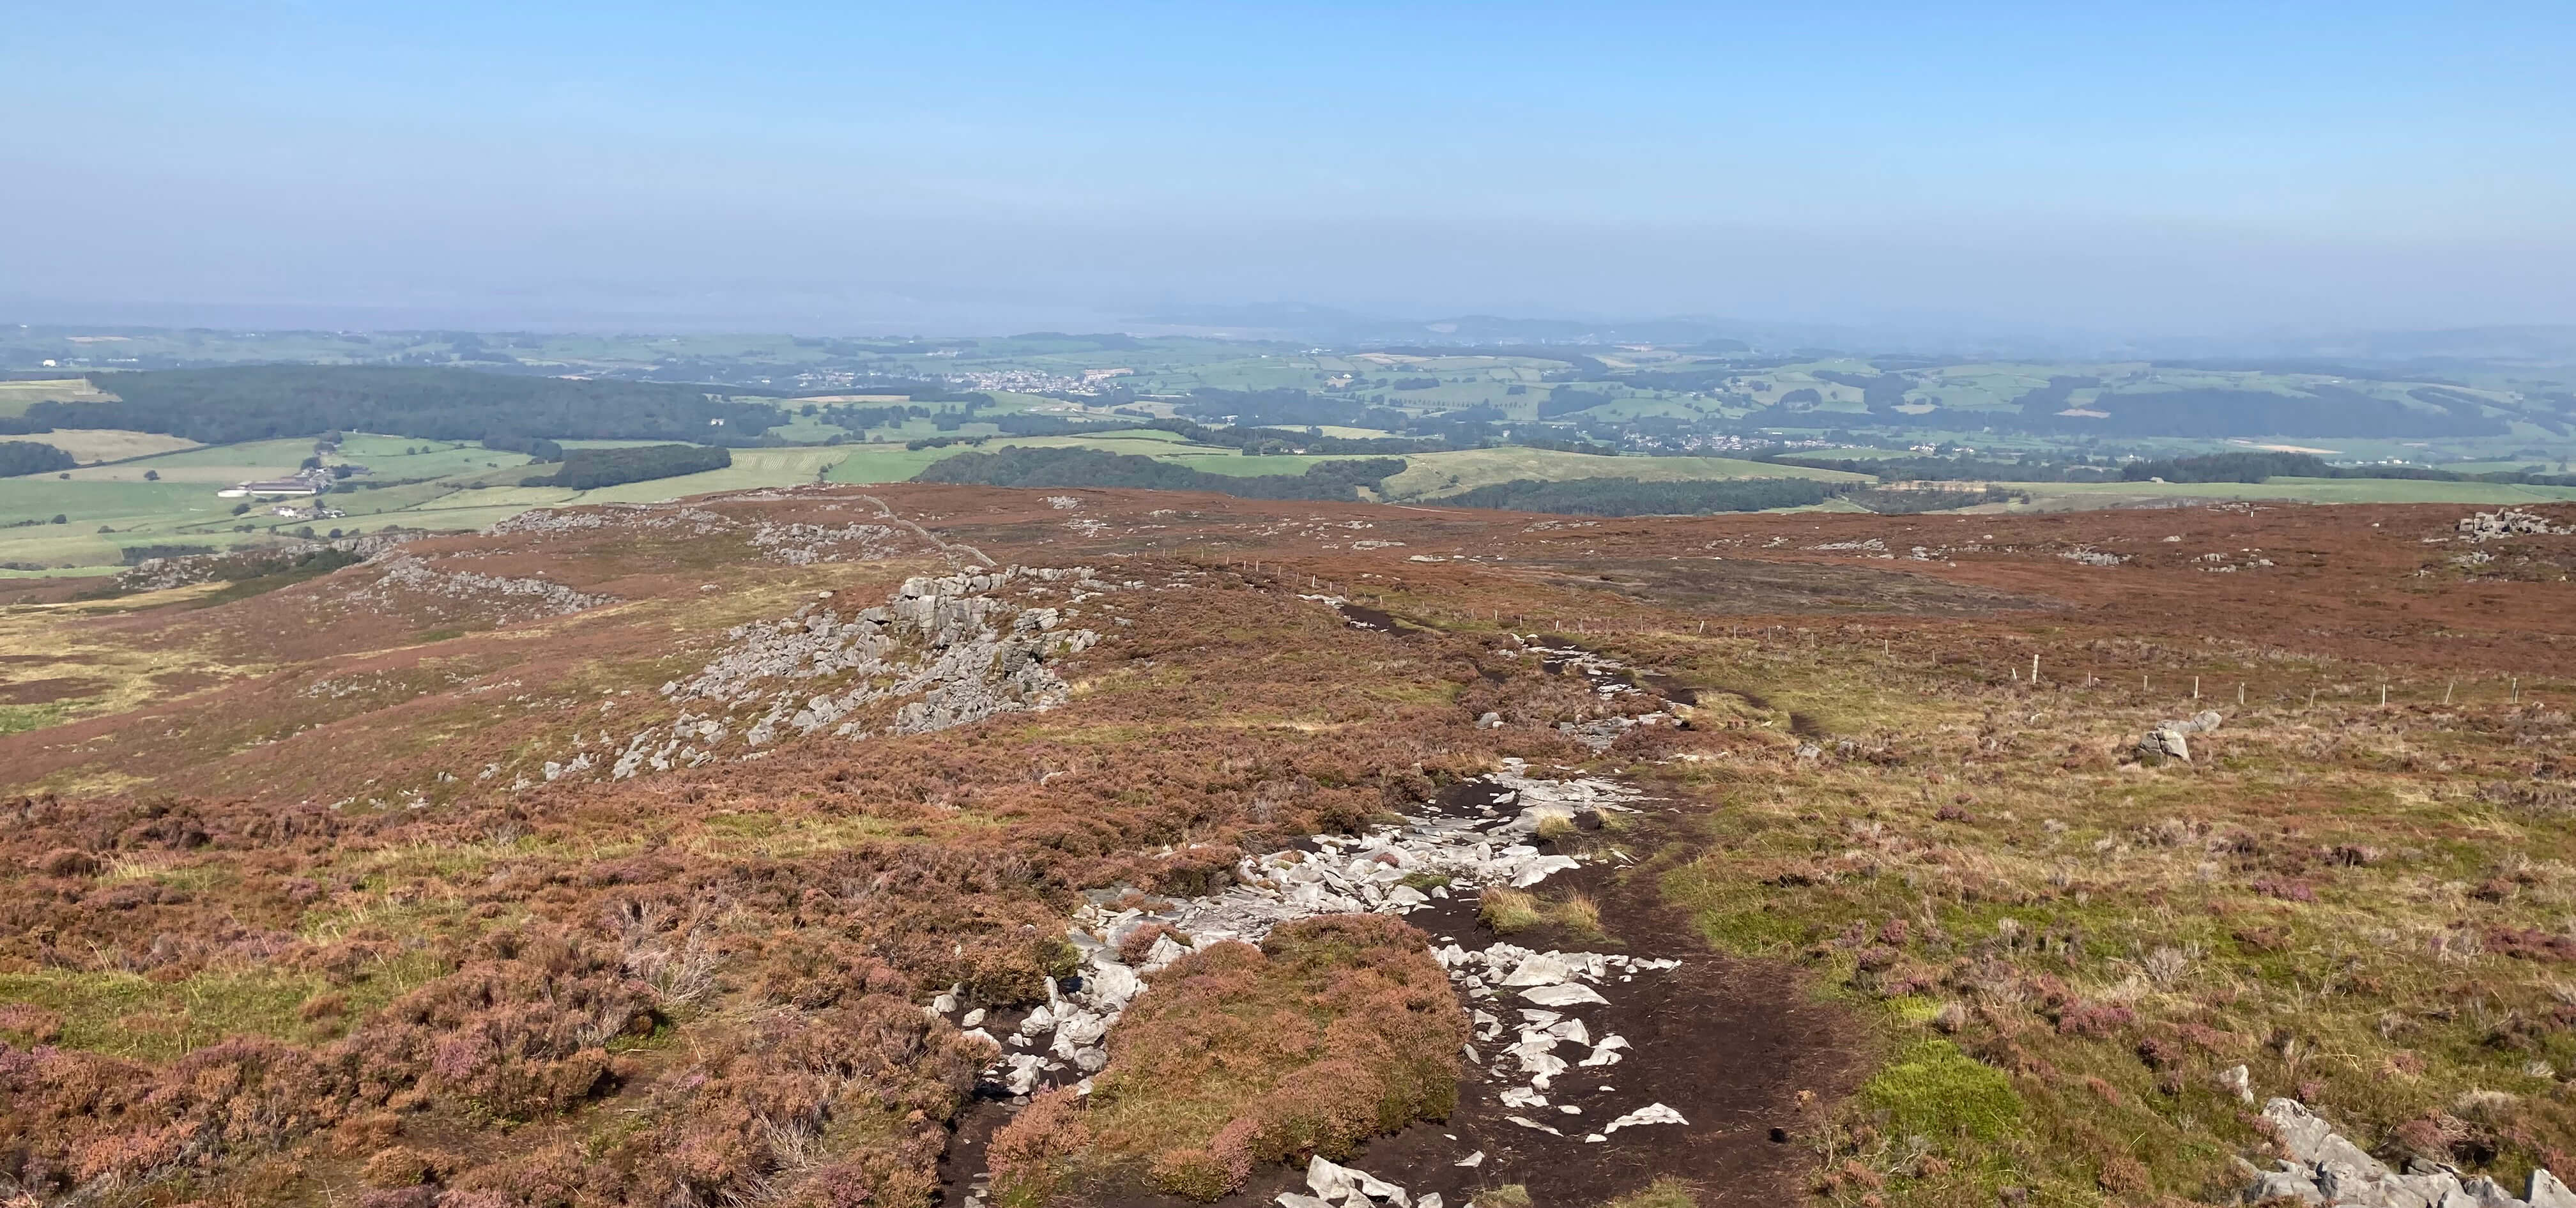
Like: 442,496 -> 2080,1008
4,1 -> 2570,337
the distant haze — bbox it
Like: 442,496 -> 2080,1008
4,2 -> 2570,342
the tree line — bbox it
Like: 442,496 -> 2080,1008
1438,477 -> 1841,516
912,447 -> 1404,501
2120,450 -> 2576,485
9,366 -> 786,445
992,411 -> 1459,457
0,441 -> 77,477
521,444 -> 733,489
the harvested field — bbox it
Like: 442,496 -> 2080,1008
19,429 -> 203,465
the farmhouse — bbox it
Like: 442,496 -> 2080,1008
217,469 -> 334,498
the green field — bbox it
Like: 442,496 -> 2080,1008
0,379 -> 111,418
3,346 -> 2572,581
1378,448 -> 1866,501
1992,477 -> 2576,512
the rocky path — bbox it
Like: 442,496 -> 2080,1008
923,605 -> 1857,1207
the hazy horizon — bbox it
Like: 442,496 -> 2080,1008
6,2 -> 2570,340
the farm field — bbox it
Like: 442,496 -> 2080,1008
1,337 -> 2572,581
1991,477 -> 2576,511
33,417 -> 2566,579
1379,447 -> 1866,500
0,378 -> 114,416
17,429 -> 201,464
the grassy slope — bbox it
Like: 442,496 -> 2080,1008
1637,627 -> 2576,1208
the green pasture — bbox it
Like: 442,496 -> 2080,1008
1379,448 -> 1866,501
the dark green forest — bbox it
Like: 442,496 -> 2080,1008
912,447 -> 1404,501
521,444 -> 733,489
1437,477 -> 1841,516
0,441 -> 77,477
21,367 -> 784,445
1763,453 -> 2121,482
2120,450 -> 2576,485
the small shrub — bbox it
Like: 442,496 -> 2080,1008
1119,922 -> 1190,966
1146,1116 -> 1258,1200
989,1088 -> 1091,1208
33,848 -> 97,876
2057,1001 -> 2136,1038
360,1145 -> 435,1189
0,1003 -> 65,1044
2096,1152 -> 2151,1195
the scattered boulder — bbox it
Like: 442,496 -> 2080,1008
2242,1098 -> 2572,1208
2458,510 -> 2574,542
2139,725 -> 2193,762
2138,710 -> 2225,762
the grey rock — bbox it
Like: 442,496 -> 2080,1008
2463,1176 -> 2522,1208
2265,1099 -> 2337,1166
2140,724 -> 2193,762
2248,1099 -> 2557,1208
2253,1168 -> 2327,1205
1307,1156 -> 1354,1200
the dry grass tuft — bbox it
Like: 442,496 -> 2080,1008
1603,1176 -> 1701,1208
1480,886 -> 1604,940
1481,887 -> 1546,933
1554,892 -> 1606,940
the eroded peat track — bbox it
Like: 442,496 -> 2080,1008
925,603 -> 1862,1208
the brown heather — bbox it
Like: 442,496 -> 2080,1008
0,487 -> 2570,1207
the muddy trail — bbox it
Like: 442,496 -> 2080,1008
926,599 -> 1862,1208
1337,589 -> 1823,740
1216,786 -> 1864,1208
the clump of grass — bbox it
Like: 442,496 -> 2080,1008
1603,1176 -> 1699,1208
1554,892 -> 1604,940
1480,887 -> 1545,933
1534,814 -> 1578,843
1478,887 -> 1603,939
1860,1037 -> 2023,1143
1477,1184 -> 1532,1208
